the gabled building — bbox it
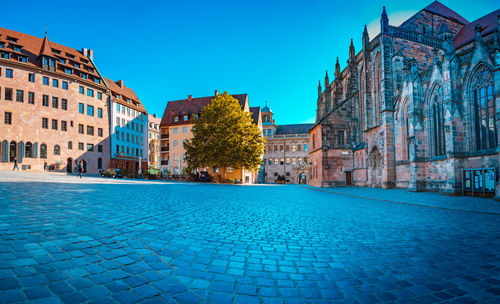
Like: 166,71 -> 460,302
159,91 -> 261,183
0,28 -> 110,174
106,78 -> 148,175
311,1 -> 500,196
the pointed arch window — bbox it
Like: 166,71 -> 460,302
430,85 -> 445,156
40,144 -> 47,159
472,66 -> 496,151
401,98 -> 410,160
373,52 -> 382,126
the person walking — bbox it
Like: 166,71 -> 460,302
77,160 -> 83,179
12,158 -> 19,171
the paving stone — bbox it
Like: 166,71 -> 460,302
0,174 -> 499,304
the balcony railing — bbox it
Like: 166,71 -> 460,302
161,134 -> 169,139
161,147 -> 170,152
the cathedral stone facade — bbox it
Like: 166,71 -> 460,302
310,1 -> 500,196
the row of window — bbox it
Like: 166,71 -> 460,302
172,139 -> 186,148
40,75 -> 69,90
173,114 -> 196,122
116,104 -> 143,119
78,103 -> 103,118
115,117 -> 144,132
77,124 -> 104,137
1,87 -> 69,110
266,144 -> 308,153
115,131 -> 143,145
0,140 -> 102,163
115,145 -> 143,157
171,126 -> 189,135
266,157 -> 308,166
42,55 -> 101,84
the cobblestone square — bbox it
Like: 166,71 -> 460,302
0,172 -> 499,303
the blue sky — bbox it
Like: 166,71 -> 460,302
2,0 -> 498,124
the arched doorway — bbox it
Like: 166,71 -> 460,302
9,141 -> 16,162
67,158 -> 73,173
368,146 -> 383,187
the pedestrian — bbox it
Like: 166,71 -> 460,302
12,158 -> 19,171
77,161 -> 83,179
44,161 -> 47,171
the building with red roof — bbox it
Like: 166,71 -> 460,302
0,27 -> 148,175
159,91 -> 262,183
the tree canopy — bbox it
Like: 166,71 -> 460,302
184,92 -> 265,174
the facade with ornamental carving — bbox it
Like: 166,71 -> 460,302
310,1 -> 500,196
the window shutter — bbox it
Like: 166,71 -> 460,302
33,142 -> 38,158
1,140 -> 8,162
18,141 -> 24,163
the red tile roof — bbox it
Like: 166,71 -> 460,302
423,1 -> 469,25
104,77 -> 147,113
454,9 -> 500,49
160,94 -> 248,127
0,27 -> 105,89
276,124 -> 314,135
39,35 -> 55,57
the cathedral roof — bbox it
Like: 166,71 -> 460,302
423,1 -> 468,25
276,124 -> 314,135
454,9 -> 500,49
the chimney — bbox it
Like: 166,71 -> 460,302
88,49 -> 94,60
118,80 -> 124,88
188,95 -> 192,101
82,48 -> 88,57
215,90 -> 218,96
153,113 -> 157,118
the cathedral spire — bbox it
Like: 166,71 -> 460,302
335,57 -> 340,78
318,80 -> 322,97
381,6 -> 389,33
362,25 -> 370,51
349,39 -> 355,61
325,70 -> 329,88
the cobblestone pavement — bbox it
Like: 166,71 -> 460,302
0,172 -> 499,303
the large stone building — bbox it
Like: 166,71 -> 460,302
159,91 -> 262,183
0,27 -> 148,175
310,1 -> 500,196
260,103 -> 313,184
107,78 -> 148,175
148,113 -> 161,170
0,28 -> 110,174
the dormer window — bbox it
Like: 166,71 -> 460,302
94,78 -> 100,84
0,42 -> 4,48
183,115 -> 188,121
0,52 -> 10,59
81,73 -> 87,79
66,53 -> 75,59
174,116 -> 179,122
52,49 -> 61,55
50,58 -> 55,67
80,58 -> 88,63
60,58 -> 66,64
7,36 -> 18,43
116,94 -> 120,99
13,46 -> 22,52
74,63 -> 80,68
17,55 -> 27,63
65,68 -> 72,74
